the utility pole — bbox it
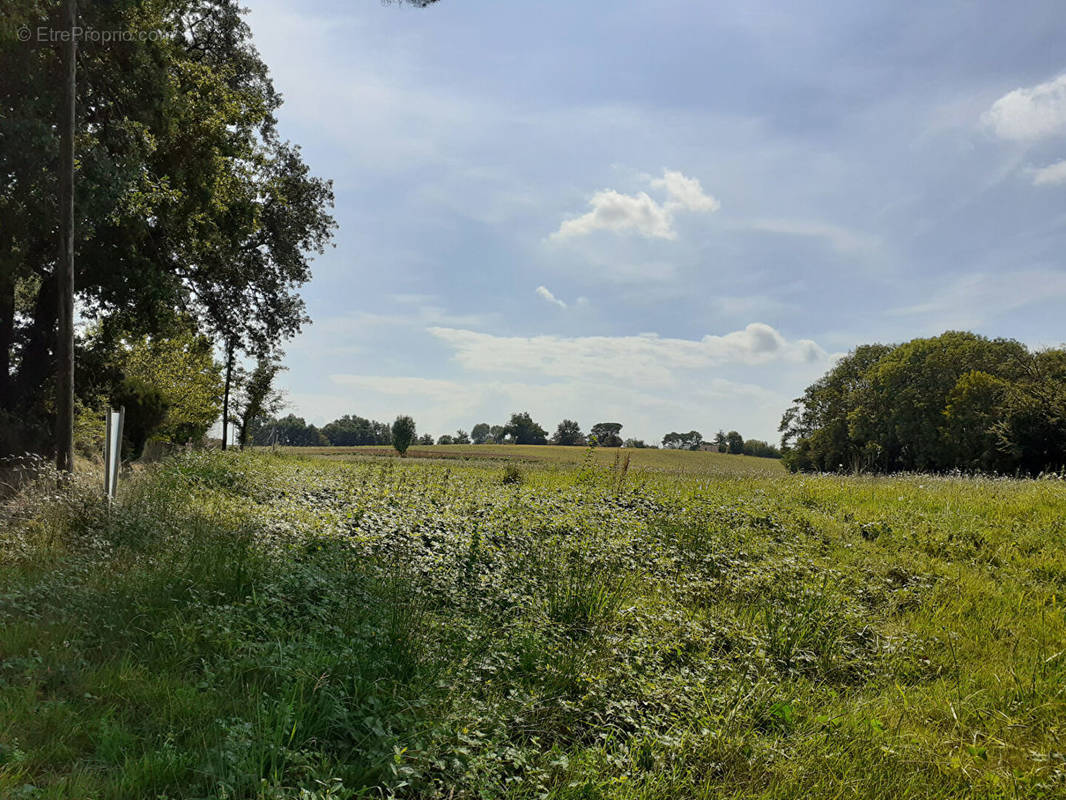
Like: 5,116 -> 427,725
55,0 -> 77,472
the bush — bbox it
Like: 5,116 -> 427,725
501,464 -> 524,485
111,377 -> 169,459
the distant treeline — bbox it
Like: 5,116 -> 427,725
780,331 -> 1066,475
250,412 -> 779,456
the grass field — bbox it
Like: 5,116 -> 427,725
2,449 -> 1065,798
275,443 -> 786,476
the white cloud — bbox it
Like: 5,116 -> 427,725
535,285 -> 567,308
983,74 -> 1066,141
427,323 -> 826,386
1031,159 -> 1066,186
651,169 -> 722,213
310,372 -> 790,444
550,169 -> 719,241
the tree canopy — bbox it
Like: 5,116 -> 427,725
662,430 -> 703,450
392,416 -> 416,456
781,331 -> 1066,474
590,422 -> 623,447
1,0 -> 335,456
551,419 -> 586,446
503,412 -> 548,445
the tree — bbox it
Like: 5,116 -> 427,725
321,414 -> 392,446
250,414 -> 327,447
234,357 -> 285,449
111,377 -> 169,460
551,419 -> 586,446
662,431 -> 702,450
490,425 -> 507,444
392,416 -> 416,456
503,412 -> 548,445
454,429 -> 471,445
624,438 -> 651,448
742,439 -> 782,459
781,331 -> 1065,474
0,1 -> 338,458
714,431 -> 728,452
418,434 -> 434,445
590,422 -> 623,447
470,422 -> 492,444
437,434 -> 454,445
116,328 -> 223,445
725,431 -> 744,454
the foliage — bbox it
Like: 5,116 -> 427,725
662,430 -> 703,450
115,328 -> 223,445
437,434 -> 454,445
0,0 -> 335,455
503,411 -> 549,445
251,414 -> 328,447
418,434 -> 434,446
234,357 -> 285,449
550,419 -> 586,446
111,377 -> 169,459
742,438 -> 782,459
470,422 -> 492,444
589,422 -> 623,447
391,416 -> 417,456
453,429 -> 471,445
624,438 -> 653,448
2,450 -> 1064,798
781,331 -> 1066,474
726,430 -> 745,454
320,414 -> 393,446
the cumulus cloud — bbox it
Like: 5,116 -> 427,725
550,169 -> 719,241
1031,159 -> 1066,186
535,285 -> 567,308
651,169 -> 722,213
983,74 -> 1066,141
427,323 -> 825,386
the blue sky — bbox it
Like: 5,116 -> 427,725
243,0 -> 1066,444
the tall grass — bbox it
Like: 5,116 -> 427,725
1,451 -> 1064,798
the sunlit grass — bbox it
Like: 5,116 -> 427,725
1,451 -> 1063,798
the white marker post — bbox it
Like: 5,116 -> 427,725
104,406 -> 125,501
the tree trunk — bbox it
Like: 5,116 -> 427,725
55,0 -> 77,472
221,340 -> 234,450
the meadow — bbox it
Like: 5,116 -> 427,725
275,444 -> 785,476
1,447 -> 1065,798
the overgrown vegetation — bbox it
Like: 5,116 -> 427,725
2,449 -> 1064,798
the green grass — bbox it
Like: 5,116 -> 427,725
279,443 -> 785,476
1,450 -> 1064,798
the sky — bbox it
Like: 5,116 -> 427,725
241,0 -> 1066,444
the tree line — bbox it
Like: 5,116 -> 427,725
661,429 -> 781,458
246,411 -> 780,458
780,331 -> 1066,474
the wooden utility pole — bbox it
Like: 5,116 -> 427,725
55,0 -> 77,472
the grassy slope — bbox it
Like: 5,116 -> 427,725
1,452 -> 1064,799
